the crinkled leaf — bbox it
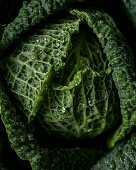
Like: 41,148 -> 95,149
2,8 -> 136,146
1,19 -> 80,120
0,0 -> 86,52
91,133 -> 136,170
1,14 -> 119,139
1,6 -> 136,170
70,9 -> 136,147
0,80 -> 105,170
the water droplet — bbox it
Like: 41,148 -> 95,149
88,99 -> 95,106
55,43 -> 60,48
87,129 -> 92,132
27,133 -> 33,140
36,39 -> 40,43
58,107 -> 66,113
78,103 -> 85,109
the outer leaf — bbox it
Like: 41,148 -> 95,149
0,120 -> 9,170
0,0 -> 86,52
1,19 -> 80,120
70,9 -> 136,147
0,113 -> 30,170
0,79 -> 42,169
0,79 -> 104,170
0,0 -> 45,51
91,133 -> 136,170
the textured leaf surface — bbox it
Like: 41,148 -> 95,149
91,133 -> 136,170
0,0 -> 45,51
71,9 -> 136,147
0,80 -> 104,170
0,105 -> 30,170
38,23 -> 119,139
1,15 -> 119,139
1,6 -> 136,170
2,19 -> 80,120
0,0 -> 86,52
2,8 -> 136,145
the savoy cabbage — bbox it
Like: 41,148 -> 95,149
0,0 -> 136,170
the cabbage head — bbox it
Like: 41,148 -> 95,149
0,1 -> 136,170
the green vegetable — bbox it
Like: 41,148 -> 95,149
92,133 -> 136,170
0,114 -> 30,170
0,1 -> 136,170
0,0 -> 85,51
1,14 -> 119,139
0,78 -> 104,169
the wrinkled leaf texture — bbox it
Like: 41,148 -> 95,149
1,7 -> 136,169
1,0 -> 136,170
